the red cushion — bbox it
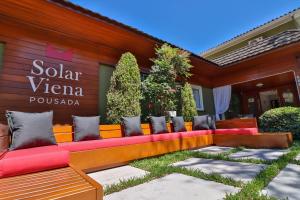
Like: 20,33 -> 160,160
0,145 -> 69,178
59,135 -> 153,152
214,128 -> 258,135
180,130 -> 213,138
59,130 -> 213,152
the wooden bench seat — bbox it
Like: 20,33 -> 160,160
0,166 -> 103,200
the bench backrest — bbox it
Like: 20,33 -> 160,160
216,118 -> 258,129
54,122 -> 194,143
0,118 -> 258,145
54,118 -> 258,143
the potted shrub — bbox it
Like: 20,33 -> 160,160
106,52 -> 142,124
142,44 -> 192,118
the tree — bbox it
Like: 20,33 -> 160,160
142,44 -> 193,116
106,52 -> 142,123
181,83 -> 198,121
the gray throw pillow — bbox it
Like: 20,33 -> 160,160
192,115 -> 210,130
6,111 -> 56,150
150,116 -> 169,134
207,115 -> 216,130
73,116 -> 100,141
121,116 -> 143,137
171,116 -> 187,132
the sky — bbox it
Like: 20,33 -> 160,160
69,0 -> 300,54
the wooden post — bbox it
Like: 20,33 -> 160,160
295,56 -> 300,102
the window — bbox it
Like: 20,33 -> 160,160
191,85 -> 204,111
0,43 -> 4,69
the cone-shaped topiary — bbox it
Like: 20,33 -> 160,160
181,83 -> 198,121
106,52 -> 142,124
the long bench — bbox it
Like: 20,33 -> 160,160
54,123 -> 214,172
214,118 -> 293,148
0,118 -> 293,200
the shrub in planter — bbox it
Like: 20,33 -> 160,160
181,83 -> 198,121
142,43 -> 192,116
106,52 -> 142,124
259,106 -> 300,138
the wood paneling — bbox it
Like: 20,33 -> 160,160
53,122 -> 193,143
70,134 -> 213,172
232,72 -> 296,92
216,118 -> 258,129
0,21 -> 102,124
212,42 -> 300,87
0,0 -> 219,124
213,133 -> 293,149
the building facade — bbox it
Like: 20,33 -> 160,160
0,0 -> 218,124
0,0 -> 299,124
202,8 -> 300,118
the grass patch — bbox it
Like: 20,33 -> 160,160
105,147 -> 244,195
190,151 -> 269,165
225,141 -> 300,200
104,143 -> 300,199
104,174 -> 156,195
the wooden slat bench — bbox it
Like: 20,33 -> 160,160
53,122 -> 213,172
0,166 -> 103,200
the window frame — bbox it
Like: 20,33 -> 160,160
0,42 -> 4,70
191,84 -> 204,111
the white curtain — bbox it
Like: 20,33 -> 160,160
213,85 -> 232,120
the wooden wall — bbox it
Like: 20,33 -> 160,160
0,0 -> 219,124
212,43 -> 300,100
0,0 -> 299,125
0,23 -> 102,124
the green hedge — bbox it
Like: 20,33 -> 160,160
259,107 -> 300,139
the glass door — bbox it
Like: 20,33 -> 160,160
259,90 -> 280,113
278,87 -> 299,107
243,93 -> 261,118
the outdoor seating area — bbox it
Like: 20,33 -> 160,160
0,0 -> 300,200
0,115 -> 294,200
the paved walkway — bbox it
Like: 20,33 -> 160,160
105,173 -> 239,200
87,147 -> 300,199
172,158 -> 266,182
193,146 -> 233,154
262,164 -> 300,200
229,149 -> 288,161
88,166 -> 149,187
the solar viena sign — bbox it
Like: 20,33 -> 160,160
26,59 -> 83,106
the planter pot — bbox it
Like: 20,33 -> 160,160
166,111 -> 177,118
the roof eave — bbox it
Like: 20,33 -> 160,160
219,39 -> 300,67
49,0 -> 219,67
201,9 -> 298,57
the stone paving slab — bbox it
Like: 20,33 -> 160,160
229,149 -> 288,161
88,166 -> 149,187
262,164 -> 300,200
193,146 -> 234,154
105,173 -> 239,200
172,158 -> 266,182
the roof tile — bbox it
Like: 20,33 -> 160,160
212,29 -> 300,66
